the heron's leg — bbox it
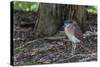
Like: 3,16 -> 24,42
71,43 -> 76,55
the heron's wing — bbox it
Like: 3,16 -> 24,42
73,23 -> 83,41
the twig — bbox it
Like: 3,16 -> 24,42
79,56 -> 96,62
79,53 -> 97,62
63,53 -> 96,61
15,36 -> 66,50
13,37 -> 24,41
55,53 -> 96,63
15,38 -> 43,50
43,36 -> 66,40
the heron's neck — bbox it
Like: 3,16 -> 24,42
64,23 -> 71,27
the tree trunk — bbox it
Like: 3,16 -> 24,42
64,5 -> 86,33
34,3 -> 62,36
34,4 -> 87,37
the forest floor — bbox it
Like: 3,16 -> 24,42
13,11 -> 97,66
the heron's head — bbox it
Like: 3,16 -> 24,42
64,20 -> 72,27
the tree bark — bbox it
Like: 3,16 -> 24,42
34,3 -> 62,36
64,5 -> 86,33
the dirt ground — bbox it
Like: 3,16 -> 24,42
12,11 -> 97,66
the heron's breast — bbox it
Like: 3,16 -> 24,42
64,28 -> 80,43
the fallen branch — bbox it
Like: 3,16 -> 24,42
56,53 -> 96,62
15,38 -> 43,50
43,36 -> 66,40
15,36 -> 67,50
67,53 -> 96,60
13,37 -> 24,41
79,56 -> 96,62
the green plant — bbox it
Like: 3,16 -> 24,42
14,1 -> 39,12
87,6 -> 97,14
